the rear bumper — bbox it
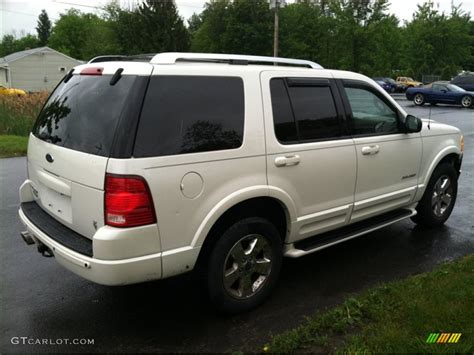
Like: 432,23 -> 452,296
19,206 -> 162,286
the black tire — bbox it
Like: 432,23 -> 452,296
411,162 -> 458,228
461,95 -> 472,108
414,93 -> 425,106
207,217 -> 282,314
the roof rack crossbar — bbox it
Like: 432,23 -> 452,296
150,52 -> 323,69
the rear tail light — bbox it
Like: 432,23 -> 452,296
105,174 -> 156,228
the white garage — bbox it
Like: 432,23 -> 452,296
0,47 -> 82,92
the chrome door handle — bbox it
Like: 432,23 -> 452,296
275,155 -> 301,167
361,145 -> 380,155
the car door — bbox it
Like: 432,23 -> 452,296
338,79 -> 422,223
261,71 -> 357,243
432,83 -> 454,104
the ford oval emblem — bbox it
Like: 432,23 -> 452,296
45,153 -> 54,163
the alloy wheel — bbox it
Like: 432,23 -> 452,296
431,175 -> 454,217
223,234 -> 272,299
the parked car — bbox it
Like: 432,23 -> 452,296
0,85 -> 26,96
406,81 -> 473,108
396,76 -> 422,88
19,53 -> 463,313
451,72 -> 474,91
374,79 -> 393,93
373,77 -> 405,93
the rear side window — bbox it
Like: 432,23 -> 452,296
33,74 -> 141,157
270,78 -> 341,143
134,76 -> 244,157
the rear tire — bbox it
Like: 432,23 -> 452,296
414,93 -> 425,106
461,95 -> 472,108
411,162 -> 458,228
207,217 -> 282,314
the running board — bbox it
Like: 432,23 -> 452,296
284,208 -> 416,258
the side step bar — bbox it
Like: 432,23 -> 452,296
284,208 -> 416,258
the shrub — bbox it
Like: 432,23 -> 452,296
0,92 -> 49,136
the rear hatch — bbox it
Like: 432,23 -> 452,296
27,63 -> 152,239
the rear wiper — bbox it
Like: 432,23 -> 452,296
63,69 -> 74,83
110,68 -> 124,86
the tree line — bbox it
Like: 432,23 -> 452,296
0,0 -> 472,80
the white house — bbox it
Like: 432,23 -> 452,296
0,47 -> 82,92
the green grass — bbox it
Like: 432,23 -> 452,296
264,254 -> 474,353
0,135 -> 28,158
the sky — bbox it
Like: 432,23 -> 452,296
0,0 -> 473,38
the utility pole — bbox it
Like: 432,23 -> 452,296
270,0 -> 285,58
274,2 -> 279,58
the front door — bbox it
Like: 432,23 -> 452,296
339,79 -> 422,223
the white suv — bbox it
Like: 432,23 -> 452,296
19,53 -> 463,313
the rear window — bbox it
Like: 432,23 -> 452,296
133,76 -> 244,158
33,74 -> 140,157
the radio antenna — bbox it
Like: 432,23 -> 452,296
428,102 -> 432,130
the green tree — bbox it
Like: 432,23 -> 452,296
192,0 -> 272,55
106,0 -> 189,55
48,9 -> 120,60
0,34 -> 39,57
403,2 -> 473,79
36,9 -> 52,46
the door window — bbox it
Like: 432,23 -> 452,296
270,78 -> 341,143
343,83 -> 400,135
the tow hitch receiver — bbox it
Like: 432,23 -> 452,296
37,243 -> 54,258
21,230 -> 54,257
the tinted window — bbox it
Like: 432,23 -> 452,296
288,84 -> 340,141
344,85 -> 399,135
433,84 -> 448,92
134,76 -> 244,157
33,74 -> 140,156
270,79 -> 297,142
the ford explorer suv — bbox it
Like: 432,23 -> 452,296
19,53 -> 463,313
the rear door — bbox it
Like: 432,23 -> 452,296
27,63 -> 152,238
261,71 -> 357,243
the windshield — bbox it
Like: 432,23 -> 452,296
33,74 -> 139,156
386,78 -> 396,84
447,84 -> 465,92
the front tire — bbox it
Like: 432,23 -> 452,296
207,217 -> 283,314
414,93 -> 425,106
411,162 -> 458,228
461,95 -> 472,108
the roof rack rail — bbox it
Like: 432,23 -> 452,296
88,54 -> 157,64
150,52 -> 323,69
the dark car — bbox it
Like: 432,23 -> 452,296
374,79 -> 393,93
406,81 -> 473,108
451,73 -> 474,91
373,77 -> 406,93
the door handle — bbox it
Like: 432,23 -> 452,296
361,145 -> 380,155
275,154 -> 301,167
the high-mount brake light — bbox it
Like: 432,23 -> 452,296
104,174 -> 156,228
80,67 -> 104,75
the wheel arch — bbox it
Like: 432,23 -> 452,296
192,186 -> 297,271
415,147 -> 462,201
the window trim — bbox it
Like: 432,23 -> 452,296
270,77 -> 349,145
338,79 -> 404,138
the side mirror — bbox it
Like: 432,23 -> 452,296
404,115 -> 422,133
441,89 -> 447,93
